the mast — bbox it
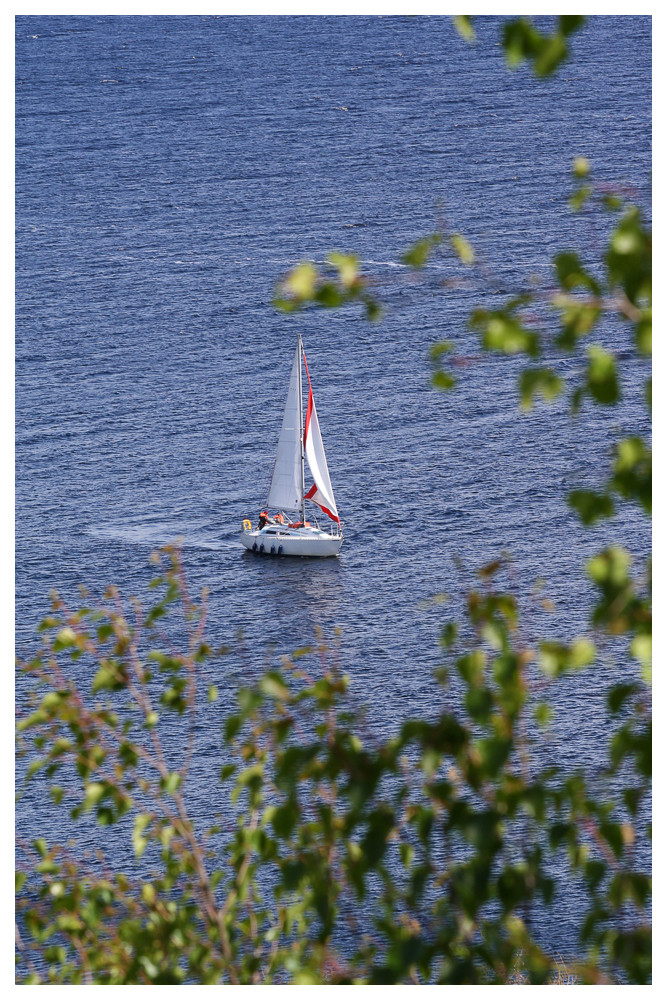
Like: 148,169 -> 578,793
298,333 -> 306,524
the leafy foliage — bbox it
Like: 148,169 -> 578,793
273,254 -> 380,320
454,15 -> 585,78
16,548 -> 650,984
502,16 -> 585,77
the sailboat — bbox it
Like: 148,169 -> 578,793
240,334 -> 343,557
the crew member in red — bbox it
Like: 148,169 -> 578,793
258,511 -> 269,530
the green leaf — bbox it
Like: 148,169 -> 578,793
141,882 -> 156,906
132,813 -> 151,858
570,638 -> 596,668
314,282 -> 344,308
503,19 -> 542,68
272,295 -> 300,313
539,638 -> 595,677
53,627 -> 77,651
573,156 -> 591,178
432,370 -> 455,391
363,296 -> 381,321
553,295 -> 601,349
588,545 -> 631,588
586,346 -> 619,405
37,858 -> 61,875
472,308 -> 539,356
630,634 -> 651,676
534,33 -> 567,76
119,742 -> 138,768
50,785 -> 64,805
96,622 -> 114,642
560,15 -> 585,36
284,262 -> 317,300
608,683 -> 639,714
453,15 -> 475,41
554,252 -> 600,295
224,714 -> 241,741
450,233 -> 475,264
570,384 -> 586,415
259,672 -> 291,701
611,437 -> 651,512
600,821 -> 624,859
429,340 -> 454,362
327,251 -> 359,288
534,702 -> 553,727
145,604 -> 167,626
569,185 -> 593,211
568,489 -> 614,525
635,313 -> 651,355
439,622 -> 458,649
519,368 -> 563,409
83,782 -> 106,811
238,763 -> 264,788
602,194 -> 623,212
465,686 -> 494,722
584,858 -> 606,891
147,651 -> 183,672
401,233 -> 442,269
92,660 -> 126,693
606,206 -> 651,305
272,799 -> 300,839
162,772 -> 182,796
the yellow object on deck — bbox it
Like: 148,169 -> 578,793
242,519 -> 252,532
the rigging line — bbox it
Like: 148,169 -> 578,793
301,346 -> 315,448
302,347 -> 313,393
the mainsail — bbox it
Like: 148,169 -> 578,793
303,354 -> 340,523
266,343 -> 303,512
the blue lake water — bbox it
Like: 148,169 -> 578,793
15,14 -> 651,968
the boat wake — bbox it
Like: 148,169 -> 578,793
85,524 -> 235,551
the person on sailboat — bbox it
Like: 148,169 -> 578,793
258,511 -> 269,530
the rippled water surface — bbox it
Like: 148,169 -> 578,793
16,14 -> 651,961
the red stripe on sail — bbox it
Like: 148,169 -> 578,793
303,388 -> 314,446
318,503 -> 340,523
304,484 -> 340,523
302,350 -> 314,446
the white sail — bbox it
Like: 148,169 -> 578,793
303,372 -> 340,523
266,343 -> 302,512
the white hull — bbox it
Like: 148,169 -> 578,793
241,526 -> 342,558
